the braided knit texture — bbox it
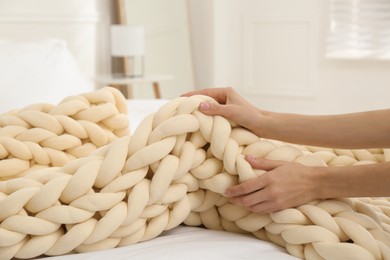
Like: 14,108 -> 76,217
0,87 -> 129,181
0,90 -> 389,259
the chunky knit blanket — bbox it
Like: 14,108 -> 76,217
0,88 -> 389,260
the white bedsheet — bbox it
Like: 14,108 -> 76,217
46,226 -> 297,260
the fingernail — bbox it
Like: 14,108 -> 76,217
245,154 -> 256,160
224,189 -> 231,197
199,102 -> 210,111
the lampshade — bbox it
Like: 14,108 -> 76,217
110,25 -> 145,57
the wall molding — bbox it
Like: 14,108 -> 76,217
241,13 -> 318,99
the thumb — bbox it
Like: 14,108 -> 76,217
199,102 -> 228,117
245,155 -> 285,171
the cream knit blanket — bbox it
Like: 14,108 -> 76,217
0,88 -> 389,259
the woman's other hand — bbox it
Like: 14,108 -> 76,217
225,155 -> 323,213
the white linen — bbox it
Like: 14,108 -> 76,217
46,226 -> 297,260
126,98 -> 170,133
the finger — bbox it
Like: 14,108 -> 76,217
181,87 -> 230,104
228,188 -> 269,207
245,155 -> 285,171
247,201 -> 277,214
198,102 -> 231,117
225,176 -> 266,197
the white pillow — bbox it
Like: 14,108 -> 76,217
0,39 -> 93,113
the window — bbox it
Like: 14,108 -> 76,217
327,0 -> 390,59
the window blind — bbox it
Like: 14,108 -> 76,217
327,0 -> 390,60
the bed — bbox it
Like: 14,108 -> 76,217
3,38 -> 389,260
0,39 -> 297,260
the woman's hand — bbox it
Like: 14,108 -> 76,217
183,87 -> 390,208
181,87 -> 266,136
225,155 -> 323,213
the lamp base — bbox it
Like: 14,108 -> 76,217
111,56 -> 145,78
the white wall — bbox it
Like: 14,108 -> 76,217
189,0 -> 390,114
188,0 -> 215,89
1,0 -> 389,109
125,0 -> 194,99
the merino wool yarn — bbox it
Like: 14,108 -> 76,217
0,90 -> 390,260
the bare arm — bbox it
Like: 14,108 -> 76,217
261,109 -> 390,149
183,87 -> 390,149
319,160 -> 390,198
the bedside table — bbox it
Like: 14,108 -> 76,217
95,74 -> 173,99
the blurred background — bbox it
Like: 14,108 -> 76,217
0,0 -> 389,114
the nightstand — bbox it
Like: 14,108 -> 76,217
95,74 -> 173,99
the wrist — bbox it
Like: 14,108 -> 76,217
256,109 -> 277,138
312,166 -> 332,200
314,165 -> 354,199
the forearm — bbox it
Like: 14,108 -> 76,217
316,162 -> 390,199
258,109 -> 390,148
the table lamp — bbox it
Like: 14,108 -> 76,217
111,25 -> 145,77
